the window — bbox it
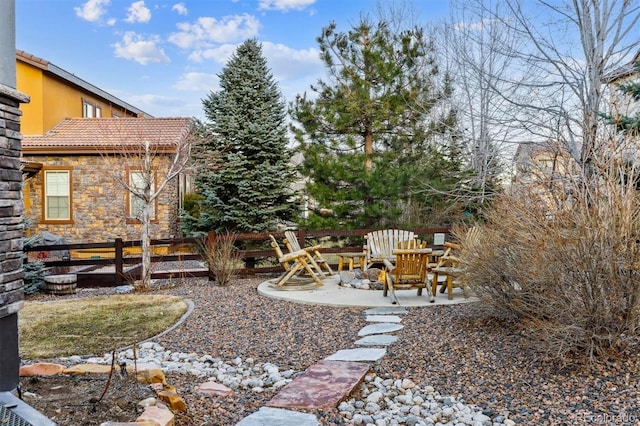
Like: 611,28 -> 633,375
82,99 -> 102,118
128,169 -> 156,221
44,169 -> 71,221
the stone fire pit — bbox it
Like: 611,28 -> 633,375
339,268 -> 385,290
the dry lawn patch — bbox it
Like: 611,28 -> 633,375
19,294 -> 188,359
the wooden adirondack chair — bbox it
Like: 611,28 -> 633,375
429,227 -> 479,299
268,235 -> 324,287
363,229 -> 415,270
383,245 -> 434,305
283,230 -> 334,275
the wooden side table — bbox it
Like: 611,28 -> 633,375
337,252 -> 365,271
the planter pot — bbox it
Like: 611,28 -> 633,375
44,274 -> 77,295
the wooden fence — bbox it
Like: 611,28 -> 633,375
24,227 -> 451,287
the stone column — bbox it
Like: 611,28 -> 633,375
0,0 -> 30,392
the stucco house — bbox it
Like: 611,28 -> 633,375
16,50 -> 194,243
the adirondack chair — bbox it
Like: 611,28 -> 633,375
383,245 -> 434,305
268,235 -> 324,287
363,229 -> 415,270
283,231 -> 334,275
429,227 -> 479,299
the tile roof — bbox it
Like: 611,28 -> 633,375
22,117 -> 194,154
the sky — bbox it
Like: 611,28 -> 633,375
16,0 -> 450,121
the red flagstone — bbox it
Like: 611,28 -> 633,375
19,363 -> 66,376
267,360 -> 369,410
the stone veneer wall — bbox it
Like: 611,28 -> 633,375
0,83 -> 29,391
24,154 -> 181,243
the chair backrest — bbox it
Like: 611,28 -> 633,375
397,239 -> 427,249
269,235 -> 285,259
365,229 -> 415,262
284,230 -> 302,252
393,249 -> 430,282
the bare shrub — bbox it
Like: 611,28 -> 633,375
460,155 -> 640,361
199,231 -> 240,286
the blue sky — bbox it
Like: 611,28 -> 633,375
16,0 -> 450,120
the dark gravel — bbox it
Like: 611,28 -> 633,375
25,275 -> 640,425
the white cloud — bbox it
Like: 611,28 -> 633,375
261,41 -> 321,81
172,3 -> 188,16
106,18 -> 116,26
258,0 -> 315,12
168,14 -> 260,48
74,0 -> 110,22
186,41 -> 323,103
112,32 -> 170,65
125,1 -> 151,23
188,44 -> 237,64
174,72 -> 220,92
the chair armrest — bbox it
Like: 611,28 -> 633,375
382,258 -> 395,272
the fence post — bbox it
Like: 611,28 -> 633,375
298,228 -> 306,247
115,238 -> 123,286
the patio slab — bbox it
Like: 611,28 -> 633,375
258,275 -> 475,307
236,407 -> 319,426
358,323 -> 404,336
324,348 -> 387,362
354,334 -> 399,346
267,360 -> 369,410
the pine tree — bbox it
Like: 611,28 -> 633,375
183,39 -> 298,235
291,18 -> 464,229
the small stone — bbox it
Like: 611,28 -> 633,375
401,378 -> 416,389
366,391 -> 383,403
137,397 -> 157,408
157,390 -> 186,411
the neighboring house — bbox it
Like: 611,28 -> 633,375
512,141 -> 576,184
16,50 -> 193,243
22,117 -> 194,243
604,49 -> 640,130
16,50 -> 148,135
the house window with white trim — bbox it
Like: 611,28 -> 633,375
44,169 -> 71,221
82,99 -> 101,118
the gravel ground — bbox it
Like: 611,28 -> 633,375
25,273 -> 640,425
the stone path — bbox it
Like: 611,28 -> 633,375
236,306 -> 408,425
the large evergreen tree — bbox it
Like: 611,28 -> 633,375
290,17 -> 464,229
183,38 -> 297,235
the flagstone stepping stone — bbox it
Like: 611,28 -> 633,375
19,363 -> 65,376
365,307 -> 408,315
365,315 -> 402,323
63,363 -> 112,375
324,348 -> 386,362
236,407 -> 320,426
358,323 -> 403,336
354,334 -> 399,346
267,360 -> 369,410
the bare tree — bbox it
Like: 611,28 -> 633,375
98,119 -> 195,290
439,0 -> 527,202
484,0 -> 640,176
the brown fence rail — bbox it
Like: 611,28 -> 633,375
24,227 -> 451,287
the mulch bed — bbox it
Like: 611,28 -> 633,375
21,277 -> 640,425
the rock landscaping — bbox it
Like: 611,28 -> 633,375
20,276 -> 640,425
